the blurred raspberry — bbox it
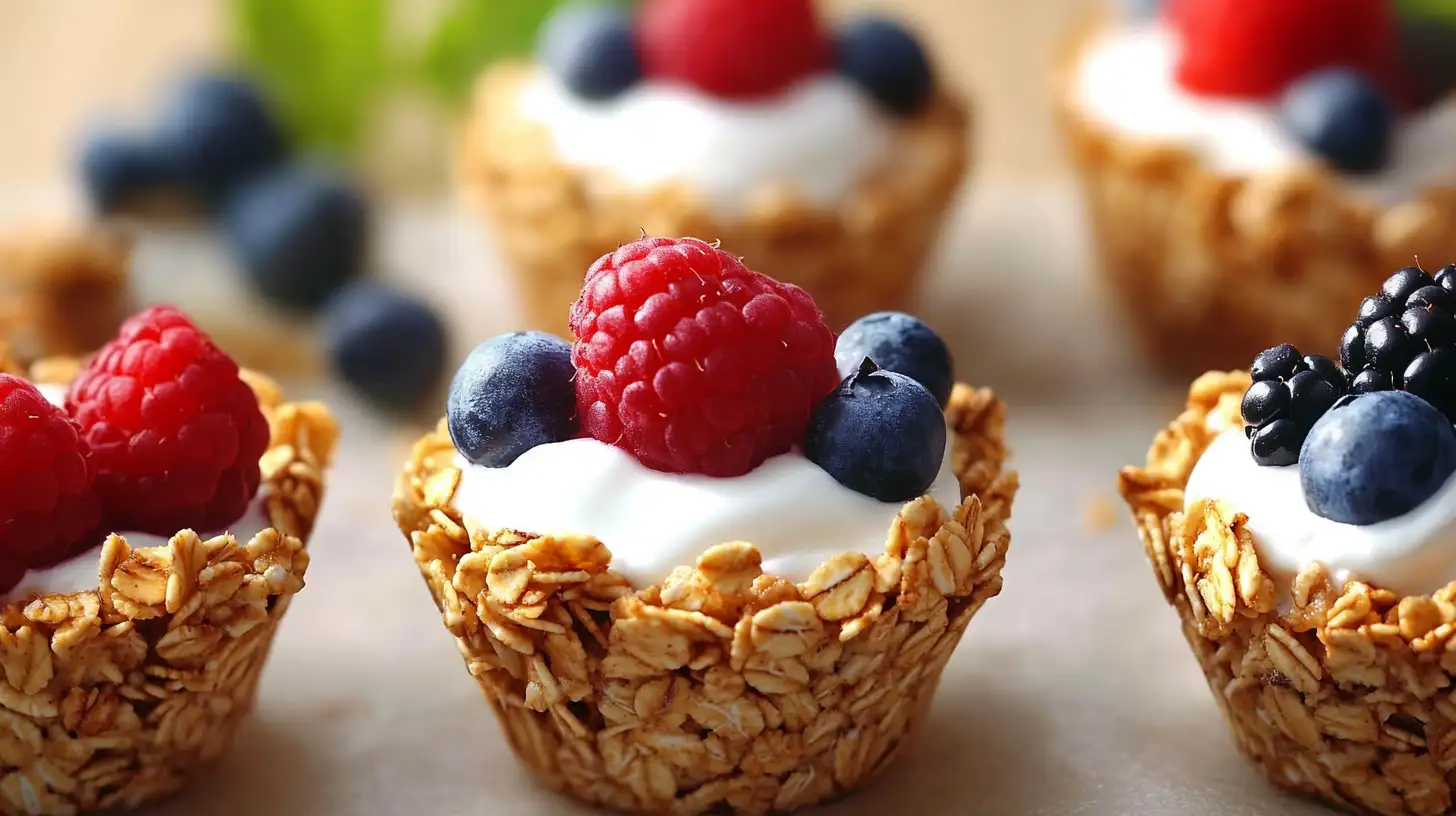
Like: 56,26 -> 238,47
637,0 -> 830,99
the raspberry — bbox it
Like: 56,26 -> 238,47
0,375 -> 102,583
570,237 -> 839,477
67,306 -> 270,535
637,0 -> 831,100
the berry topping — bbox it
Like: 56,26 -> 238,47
1341,264 -> 1456,420
1439,264 -> 1456,294
637,0 -> 831,100
539,4 -> 642,100
834,312 -> 952,407
1169,0 -> 1399,100
0,376 -> 101,582
1300,391 -> 1456,525
834,17 -> 934,116
66,306 -> 270,535
1384,266 -> 1435,303
79,130 -> 185,215
154,73 -> 287,201
448,332 -> 578,468
570,237 -> 839,477
1280,69 -> 1395,174
805,360 -> 946,502
1241,345 -> 1347,466
322,282 -> 447,411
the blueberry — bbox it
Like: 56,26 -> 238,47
1251,343 -> 1302,382
1382,266 -> 1435,304
1300,390 -> 1456,525
835,17 -> 934,116
805,360 -> 945,502
78,130 -> 185,214
834,312 -> 953,407
154,72 -> 287,200
1404,348 -> 1456,423
1280,68 -> 1394,174
322,282 -> 448,410
1119,0 -> 1161,20
447,332 -> 579,468
223,165 -> 368,311
538,4 -> 641,100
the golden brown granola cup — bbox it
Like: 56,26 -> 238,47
393,384 -> 1016,814
0,365 -> 337,813
1120,371 -> 1456,815
1057,19 -> 1456,378
456,63 -> 970,336
0,223 -> 130,365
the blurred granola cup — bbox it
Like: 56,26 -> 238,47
0,222 -> 131,364
1119,371 -> 1456,815
456,63 -> 970,337
394,384 -> 1016,814
0,366 -> 337,813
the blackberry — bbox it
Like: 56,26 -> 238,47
1437,264 -> 1456,295
1341,264 -> 1456,422
1240,345 -> 1347,466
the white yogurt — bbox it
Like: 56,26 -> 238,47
451,434 -> 962,586
1185,428 -> 1456,597
517,74 -> 895,214
1073,23 -> 1456,206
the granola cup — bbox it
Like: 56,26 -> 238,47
0,223 -> 130,365
457,63 -> 970,337
0,364 -> 337,814
1057,20 -> 1456,378
393,384 -> 1016,814
1120,371 -> 1456,816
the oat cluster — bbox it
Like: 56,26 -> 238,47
1121,371 -> 1456,816
0,224 -> 130,365
395,384 -> 1015,814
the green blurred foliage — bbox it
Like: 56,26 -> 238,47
1397,0 -> 1456,23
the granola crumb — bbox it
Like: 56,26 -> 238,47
1084,496 -> 1118,532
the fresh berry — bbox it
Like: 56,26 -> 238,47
570,237 -> 839,477
1300,390 -> 1456,525
539,4 -> 641,100
322,282 -> 447,411
1403,347 -> 1456,420
834,17 -> 934,116
66,306 -> 270,535
834,312 -> 952,407
804,360 -> 946,502
1169,0 -> 1399,100
1364,316 -> 1420,377
78,130 -> 185,214
1352,368 -> 1393,394
448,332 -> 578,468
0,376 -> 102,581
223,165 -> 369,311
1341,264 -> 1456,418
1438,264 -> 1456,295
637,0 -> 831,100
1241,344 -> 1346,466
1280,69 -> 1394,174
153,73 -> 287,201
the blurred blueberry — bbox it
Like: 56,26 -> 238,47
835,311 -> 953,407
538,3 -> 641,100
154,72 -> 287,200
78,129 -> 186,214
836,17 -> 934,116
323,282 -> 448,411
447,332 -> 579,467
1120,0 -> 1162,20
1281,68 -> 1394,174
223,165 -> 368,311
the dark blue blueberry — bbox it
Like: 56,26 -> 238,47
1300,390 -> 1456,525
153,72 -> 288,201
834,312 -> 953,406
1280,68 -> 1394,175
448,332 -> 579,468
78,130 -> 186,214
835,17 -> 934,116
1120,0 -> 1161,19
322,282 -> 448,410
223,165 -> 368,311
805,360 -> 946,502
538,4 -> 641,100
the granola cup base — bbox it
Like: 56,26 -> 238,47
0,365 -> 337,814
1121,371 -> 1456,816
393,384 -> 1016,814
0,223 -> 130,366
456,63 -> 970,336
1057,19 -> 1456,378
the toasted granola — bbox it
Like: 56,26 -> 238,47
394,384 -> 1016,814
0,223 -> 131,365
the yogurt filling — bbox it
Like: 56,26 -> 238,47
451,432 -> 962,587
517,74 -> 896,214
1073,23 -> 1456,206
1185,428 -> 1456,597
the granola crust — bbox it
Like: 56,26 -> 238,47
0,366 -> 337,814
455,63 -> 970,336
1120,371 -> 1456,816
393,384 -> 1016,814
0,223 -> 130,365
1056,18 -> 1456,378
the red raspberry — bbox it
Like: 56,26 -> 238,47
1170,0 -> 1400,100
637,0 -> 831,100
67,306 -> 270,536
0,375 -> 102,584
570,237 -> 839,477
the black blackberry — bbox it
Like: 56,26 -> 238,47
1340,264 -> 1456,422
1437,264 -> 1456,295
1240,345 -> 1348,466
